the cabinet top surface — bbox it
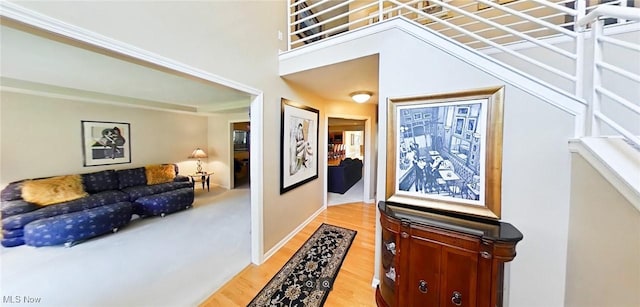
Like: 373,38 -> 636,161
379,201 -> 523,243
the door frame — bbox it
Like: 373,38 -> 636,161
228,119 -> 250,190
324,114 -> 374,207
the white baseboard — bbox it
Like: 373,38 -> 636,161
371,277 -> 380,288
262,205 -> 325,262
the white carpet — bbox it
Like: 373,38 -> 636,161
0,187 -> 251,307
327,178 -> 364,206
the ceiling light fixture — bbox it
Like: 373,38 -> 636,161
350,91 -> 372,103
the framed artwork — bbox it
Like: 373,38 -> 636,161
81,120 -> 131,167
468,118 -> 477,131
280,98 -> 319,194
386,86 -> 505,220
454,118 -> 465,135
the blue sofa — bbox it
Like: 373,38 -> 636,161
328,158 -> 363,194
1,164 -> 194,248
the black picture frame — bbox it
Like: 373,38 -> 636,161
294,1 -> 322,44
81,120 -> 131,167
280,98 -> 320,194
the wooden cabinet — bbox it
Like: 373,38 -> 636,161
376,201 -> 523,307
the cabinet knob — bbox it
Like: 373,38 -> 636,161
480,251 -> 492,259
418,280 -> 428,294
401,231 -> 409,238
451,291 -> 462,306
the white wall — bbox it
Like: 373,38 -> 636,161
565,154 -> 640,307
0,91 -> 208,185
281,26 -> 577,306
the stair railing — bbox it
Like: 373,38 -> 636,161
288,1 -> 587,95
287,0 -> 640,144
577,5 -> 640,147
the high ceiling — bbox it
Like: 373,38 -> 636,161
1,15 -> 379,115
0,23 -> 252,114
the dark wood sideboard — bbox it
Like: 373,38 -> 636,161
376,201 -> 523,307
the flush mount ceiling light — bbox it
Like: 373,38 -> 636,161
350,91 -> 372,103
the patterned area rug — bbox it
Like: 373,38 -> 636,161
248,223 -> 357,307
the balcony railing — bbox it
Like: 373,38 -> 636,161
287,0 -> 640,147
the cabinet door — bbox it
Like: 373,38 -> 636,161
440,246 -> 478,307
405,237 -> 442,307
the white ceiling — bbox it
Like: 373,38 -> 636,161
0,24 -> 252,114
281,54 -> 379,104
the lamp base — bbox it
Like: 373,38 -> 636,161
196,160 -> 204,174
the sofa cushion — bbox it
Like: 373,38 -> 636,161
134,188 -> 194,217
82,170 -> 119,194
121,181 -> 192,201
117,167 -> 147,189
1,199 -> 40,218
24,201 -> 133,247
2,228 -> 24,239
145,164 -> 176,185
1,236 -> 25,247
1,180 -> 25,201
21,175 -> 88,206
2,190 -> 129,230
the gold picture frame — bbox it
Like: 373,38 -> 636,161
385,86 -> 504,220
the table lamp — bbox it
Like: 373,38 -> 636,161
188,148 -> 208,173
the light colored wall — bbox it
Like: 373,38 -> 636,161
0,91 -> 208,186
565,154 -> 640,307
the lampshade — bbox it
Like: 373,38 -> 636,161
350,91 -> 372,103
188,148 -> 208,159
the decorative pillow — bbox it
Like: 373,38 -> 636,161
21,175 -> 88,206
117,167 -> 147,189
145,164 -> 176,185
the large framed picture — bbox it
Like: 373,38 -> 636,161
280,98 -> 319,194
81,120 -> 131,167
386,86 -> 504,220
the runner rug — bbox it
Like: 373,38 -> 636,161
247,223 -> 357,307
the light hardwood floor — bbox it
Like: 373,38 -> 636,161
200,202 -> 378,307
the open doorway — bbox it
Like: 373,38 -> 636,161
231,121 -> 250,189
327,117 -> 366,206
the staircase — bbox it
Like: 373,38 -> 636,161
286,0 -> 640,209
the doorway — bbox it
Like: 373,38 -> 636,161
327,117 -> 367,206
230,121 -> 251,189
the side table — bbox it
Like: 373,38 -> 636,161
188,172 -> 213,192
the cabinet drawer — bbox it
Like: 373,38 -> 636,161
411,224 -> 480,252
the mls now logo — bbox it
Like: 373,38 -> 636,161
305,277 -> 333,291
